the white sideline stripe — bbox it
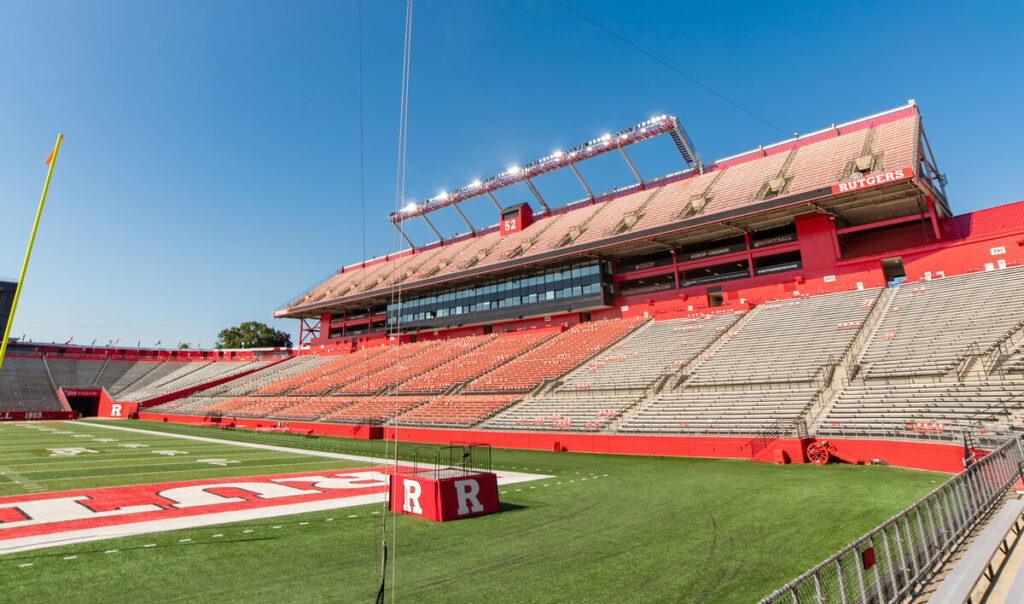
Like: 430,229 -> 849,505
71,422 -> 388,464
73,421 -> 541,479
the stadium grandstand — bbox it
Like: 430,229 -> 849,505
4,100 -> 1024,602
5,100 -> 1024,449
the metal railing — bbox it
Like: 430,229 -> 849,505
760,434 -> 1024,603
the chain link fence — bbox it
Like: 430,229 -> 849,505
760,434 -> 1024,603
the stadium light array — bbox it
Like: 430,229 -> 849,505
389,114 -> 701,224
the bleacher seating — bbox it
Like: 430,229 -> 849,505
203,355 -> 329,397
148,393 -> 230,415
818,380 -> 1024,436
464,317 -> 644,392
1004,344 -> 1024,376
114,360 -> 269,401
571,187 -> 664,246
103,361 -> 165,396
268,396 -> 357,420
320,395 -> 428,423
618,387 -> 819,434
202,396 -> 307,418
46,358 -> 104,388
557,312 -> 743,391
0,356 -> 62,411
393,394 -> 522,426
262,348 -> 389,395
395,331 -> 552,392
689,289 -> 880,386
484,390 -> 645,432
859,267 -> 1024,378
336,336 -> 488,393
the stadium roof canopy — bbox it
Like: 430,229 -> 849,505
278,101 -> 948,320
386,114 -> 702,245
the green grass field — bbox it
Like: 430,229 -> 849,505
0,419 -> 946,603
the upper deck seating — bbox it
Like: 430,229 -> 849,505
286,111 -> 922,310
570,187 -> 664,247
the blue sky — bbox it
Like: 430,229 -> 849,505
1,0 -> 1022,348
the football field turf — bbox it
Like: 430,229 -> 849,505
1,419 -> 945,602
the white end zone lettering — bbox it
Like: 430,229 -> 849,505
0,466 -> 550,554
454,478 -> 484,515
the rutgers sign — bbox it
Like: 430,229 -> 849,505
831,167 -> 913,194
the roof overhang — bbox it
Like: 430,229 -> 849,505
280,167 -> 939,319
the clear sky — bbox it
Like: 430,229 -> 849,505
1,0 -> 1022,348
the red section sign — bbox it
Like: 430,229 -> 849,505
501,215 -> 522,236
831,167 -> 913,194
0,468 -> 395,542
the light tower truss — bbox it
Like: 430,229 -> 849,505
388,115 -> 701,244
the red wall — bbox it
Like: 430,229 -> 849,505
96,393 -> 139,419
137,412 -> 382,440
493,313 -> 579,333
134,412 -> 966,473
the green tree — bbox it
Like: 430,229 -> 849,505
216,321 -> 292,349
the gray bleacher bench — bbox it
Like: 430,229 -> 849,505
929,498 -> 1024,603
1007,548 -> 1024,602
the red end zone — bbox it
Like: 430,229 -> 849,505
0,468 -> 397,550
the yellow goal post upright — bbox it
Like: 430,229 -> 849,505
0,134 -> 64,373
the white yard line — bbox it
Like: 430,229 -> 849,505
72,421 -> 392,464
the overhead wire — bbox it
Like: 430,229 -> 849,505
550,0 -> 789,136
378,1 -> 414,603
358,0 -> 367,261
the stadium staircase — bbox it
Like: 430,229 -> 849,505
610,310 -> 755,431
38,356 -> 60,395
112,360 -> 167,398
803,286 -> 896,434
92,357 -> 111,386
